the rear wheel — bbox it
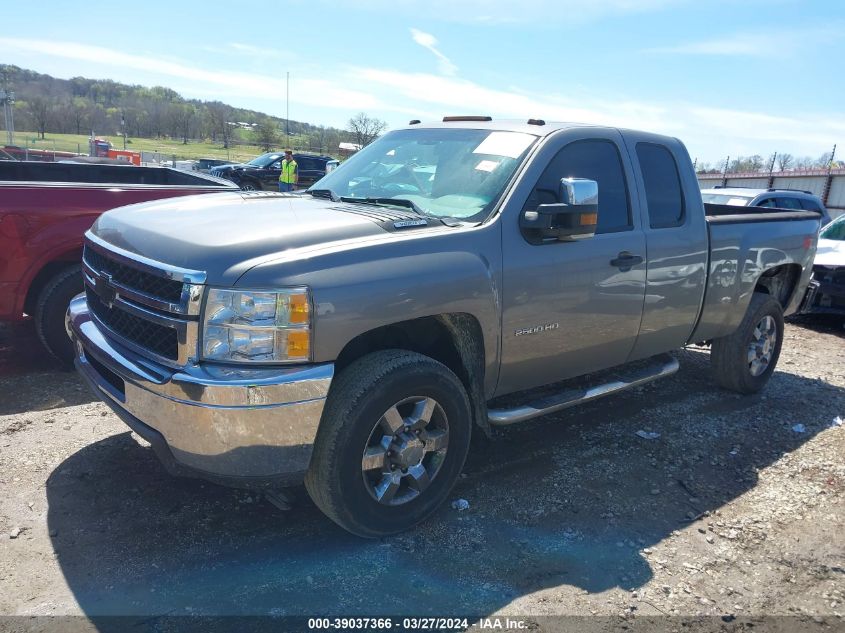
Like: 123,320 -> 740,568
305,350 -> 472,537
240,180 -> 260,191
711,292 -> 784,394
34,266 -> 83,367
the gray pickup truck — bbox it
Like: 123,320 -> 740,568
66,118 -> 821,537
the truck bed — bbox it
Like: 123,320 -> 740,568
0,160 -> 233,188
704,202 -> 822,225
690,203 -> 822,343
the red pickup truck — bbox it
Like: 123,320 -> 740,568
0,161 -> 237,364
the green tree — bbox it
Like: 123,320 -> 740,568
254,118 -> 280,151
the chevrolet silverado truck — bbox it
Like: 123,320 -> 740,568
67,118 -> 821,537
0,160 -> 237,364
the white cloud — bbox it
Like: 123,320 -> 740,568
410,28 -> 458,76
0,38 -> 383,111
648,23 -> 845,57
347,66 -> 843,161
1,36 -> 841,163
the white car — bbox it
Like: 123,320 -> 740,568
800,214 -> 845,316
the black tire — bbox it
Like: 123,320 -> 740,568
305,350 -> 472,538
34,266 -> 83,368
240,180 -> 261,191
711,292 -> 784,394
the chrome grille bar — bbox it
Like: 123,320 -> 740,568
82,232 -> 205,367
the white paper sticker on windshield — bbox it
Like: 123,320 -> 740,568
473,132 -> 534,159
727,197 -> 749,206
475,160 -> 499,172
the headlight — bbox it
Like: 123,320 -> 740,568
201,288 -> 311,363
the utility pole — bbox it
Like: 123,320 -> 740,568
822,144 -> 837,207
722,155 -> 730,187
286,71 -> 290,149
767,152 -> 777,188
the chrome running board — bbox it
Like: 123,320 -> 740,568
488,354 -> 679,426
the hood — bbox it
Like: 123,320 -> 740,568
814,238 -> 845,268
210,163 -> 246,174
90,192 -> 442,285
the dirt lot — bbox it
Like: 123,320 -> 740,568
0,316 -> 843,630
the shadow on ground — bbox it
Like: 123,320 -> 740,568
786,313 -> 845,339
0,322 -> 95,415
44,346 -> 843,623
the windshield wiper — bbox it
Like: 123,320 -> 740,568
340,196 -> 426,216
340,196 -> 466,227
309,188 -> 340,202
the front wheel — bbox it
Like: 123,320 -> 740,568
305,350 -> 472,537
711,292 -> 784,394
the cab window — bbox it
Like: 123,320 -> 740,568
524,139 -> 631,233
636,143 -> 685,228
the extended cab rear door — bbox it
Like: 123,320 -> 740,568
498,128 -> 647,395
621,133 -> 709,361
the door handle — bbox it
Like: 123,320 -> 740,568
610,252 -> 644,270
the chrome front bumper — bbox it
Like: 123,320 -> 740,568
66,295 -> 333,487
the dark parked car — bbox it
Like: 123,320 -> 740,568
196,158 -> 237,173
209,151 -> 339,191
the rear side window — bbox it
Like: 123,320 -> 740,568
799,198 -> 821,212
636,143 -> 685,228
776,197 -> 802,210
525,139 -> 631,233
297,157 -> 320,171
755,198 -> 778,208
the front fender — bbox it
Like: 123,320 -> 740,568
238,225 -> 503,395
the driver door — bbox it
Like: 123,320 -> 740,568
263,159 -> 282,189
497,130 -> 647,395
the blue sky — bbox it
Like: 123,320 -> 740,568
1,0 -> 843,164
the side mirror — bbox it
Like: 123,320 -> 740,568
520,177 -> 599,242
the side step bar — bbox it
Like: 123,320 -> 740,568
488,353 -> 679,426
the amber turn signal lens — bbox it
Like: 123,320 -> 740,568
287,294 -> 310,324
580,213 -> 598,226
286,329 -> 310,357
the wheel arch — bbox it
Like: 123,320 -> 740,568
23,248 -> 83,317
753,263 -> 803,310
334,313 -> 490,436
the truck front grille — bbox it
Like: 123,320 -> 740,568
82,237 -> 205,367
84,246 -> 185,303
86,287 -> 179,360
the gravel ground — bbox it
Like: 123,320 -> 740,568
0,316 -> 843,631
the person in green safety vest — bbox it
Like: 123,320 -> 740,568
278,150 -> 298,192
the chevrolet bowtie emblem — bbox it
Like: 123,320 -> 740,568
94,273 -> 117,308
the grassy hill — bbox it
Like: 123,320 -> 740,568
1,64 -> 349,161
7,130 -> 316,163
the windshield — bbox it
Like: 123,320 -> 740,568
701,192 -> 753,206
247,152 -> 283,168
311,128 -> 537,221
820,215 -> 845,241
